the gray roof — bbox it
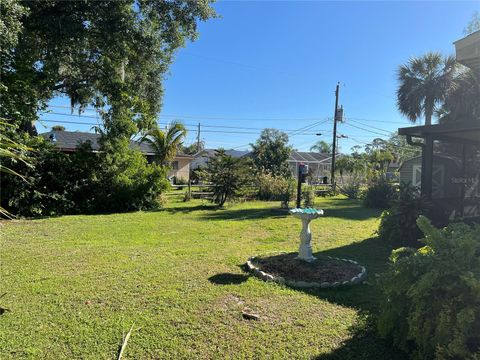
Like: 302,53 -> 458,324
288,151 -> 331,163
40,130 -> 191,157
197,149 -> 251,158
191,148 -> 332,169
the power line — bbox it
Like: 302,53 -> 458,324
288,118 -> 331,136
341,122 -> 393,136
46,105 -> 412,125
347,118 -> 396,134
344,117 -> 410,125
40,111 -> 330,133
39,119 -> 326,136
46,106 -> 328,122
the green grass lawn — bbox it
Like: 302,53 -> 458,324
0,196 -> 405,359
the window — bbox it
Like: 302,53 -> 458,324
171,161 -> 179,170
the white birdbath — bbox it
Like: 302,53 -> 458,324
289,208 -> 324,262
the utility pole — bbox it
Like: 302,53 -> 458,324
196,122 -> 201,153
330,83 -> 340,195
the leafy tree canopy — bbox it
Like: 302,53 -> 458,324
251,128 -> 292,177
1,0 -> 216,137
182,141 -> 205,155
464,11 -> 480,35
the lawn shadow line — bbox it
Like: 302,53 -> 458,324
200,207 -> 289,221
208,273 -> 250,285
312,319 -> 407,360
158,204 -> 218,214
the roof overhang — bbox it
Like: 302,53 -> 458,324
398,121 -> 480,145
454,30 -> 480,72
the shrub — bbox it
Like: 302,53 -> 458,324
1,135 -> 169,217
256,173 -> 291,201
302,185 -> 315,207
338,176 -> 362,199
205,149 -> 252,207
377,216 -> 480,359
378,183 -> 432,247
363,179 -> 396,209
174,177 -> 188,185
280,178 -> 296,208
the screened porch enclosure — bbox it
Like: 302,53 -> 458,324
399,121 -> 480,223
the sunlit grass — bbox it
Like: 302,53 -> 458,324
0,196 -> 404,359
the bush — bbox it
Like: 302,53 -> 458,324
280,178 -> 296,208
205,149 -> 252,207
94,139 -> 170,213
256,173 -> 291,201
302,185 -> 315,207
377,216 -> 480,359
363,179 -> 396,209
1,135 -> 169,217
174,177 -> 188,185
378,183 -> 431,246
338,176 -> 362,199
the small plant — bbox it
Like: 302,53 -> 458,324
338,176 -> 362,199
280,178 -> 296,208
363,179 -> 396,209
378,183 -> 431,246
377,216 -> 480,359
302,185 -> 315,207
205,149 -> 252,207
182,190 -> 191,202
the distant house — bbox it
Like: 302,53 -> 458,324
288,151 -> 332,181
41,130 -> 193,182
192,148 -> 331,181
191,149 -> 250,170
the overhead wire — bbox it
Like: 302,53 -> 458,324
341,122 -> 393,136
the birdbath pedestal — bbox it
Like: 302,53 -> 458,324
289,208 -> 324,262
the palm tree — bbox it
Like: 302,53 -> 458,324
140,121 -> 187,166
397,52 -> 456,125
310,140 -> 332,154
438,67 -> 480,123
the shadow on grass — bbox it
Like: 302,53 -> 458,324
295,236 -> 392,312
208,273 -> 249,285
301,237 -> 405,359
242,235 -> 405,359
200,207 -> 288,221
159,204 -> 218,214
313,319 -> 406,360
323,206 -> 382,221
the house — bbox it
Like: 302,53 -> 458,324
41,130 -> 193,182
398,31 -> 480,222
192,148 -> 332,182
288,151 -> 332,182
454,30 -> 480,73
191,149 -> 250,170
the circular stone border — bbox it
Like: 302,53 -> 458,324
246,255 -> 367,289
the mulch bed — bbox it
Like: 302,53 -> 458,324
251,252 -> 361,283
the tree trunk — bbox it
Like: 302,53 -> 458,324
424,97 -> 434,126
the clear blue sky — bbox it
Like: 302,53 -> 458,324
42,1 -> 479,152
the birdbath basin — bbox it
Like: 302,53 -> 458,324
289,208 -> 324,262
